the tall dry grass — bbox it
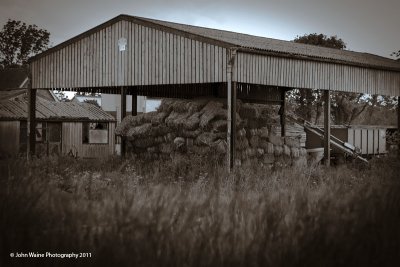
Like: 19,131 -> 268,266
1,154 -> 400,267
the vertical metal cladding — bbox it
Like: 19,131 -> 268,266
30,19 -> 399,97
31,20 -> 227,89
234,52 -> 400,96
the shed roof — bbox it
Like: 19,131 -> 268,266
0,97 -> 115,122
30,14 -> 400,71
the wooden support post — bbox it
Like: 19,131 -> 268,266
279,89 -> 286,137
27,87 -> 36,160
398,96 -> 400,134
121,86 -> 127,157
132,88 -> 137,116
231,81 -> 237,168
226,49 -> 237,171
323,90 -> 331,166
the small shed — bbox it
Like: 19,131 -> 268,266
0,96 -> 116,158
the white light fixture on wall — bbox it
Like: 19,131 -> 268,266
118,38 -> 127,51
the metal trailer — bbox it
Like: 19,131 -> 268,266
305,125 -> 394,157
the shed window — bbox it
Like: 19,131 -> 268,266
83,122 -> 108,144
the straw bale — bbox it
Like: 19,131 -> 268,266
165,111 -> 192,129
212,120 -> 227,132
236,137 -> 249,151
291,147 -> 300,158
180,129 -> 202,139
133,137 -> 156,148
274,145 -> 283,156
199,101 -> 224,128
147,125 -> 170,137
260,140 -> 274,154
126,123 -> 152,138
192,146 -> 210,155
174,137 -> 186,148
263,154 -> 275,164
147,146 -> 159,153
186,138 -> 194,149
237,128 -> 246,137
256,148 -> 264,157
239,103 -> 260,119
259,127 -> 269,138
244,148 -> 257,158
283,145 -> 291,157
182,112 -> 201,130
164,133 -> 177,142
284,136 -> 301,148
159,143 -> 173,154
268,135 -> 284,146
151,112 -> 169,125
249,136 -> 260,148
213,139 -> 227,154
195,132 -> 218,146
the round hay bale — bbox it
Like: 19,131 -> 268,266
291,147 -> 300,158
274,145 -> 283,156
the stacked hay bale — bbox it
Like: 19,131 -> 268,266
115,98 -> 307,167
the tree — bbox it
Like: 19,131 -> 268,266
291,33 -> 347,124
391,50 -> 400,59
0,19 -> 50,68
294,33 -> 346,49
290,33 -> 387,125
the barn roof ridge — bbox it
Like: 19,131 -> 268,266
29,14 -> 400,71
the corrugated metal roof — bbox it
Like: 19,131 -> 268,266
0,97 -> 115,121
134,16 -> 400,71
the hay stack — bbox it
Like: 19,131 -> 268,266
116,97 -> 307,166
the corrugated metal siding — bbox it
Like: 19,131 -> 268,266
234,53 -> 400,95
62,122 -> 115,158
0,121 -> 19,156
31,20 -> 227,89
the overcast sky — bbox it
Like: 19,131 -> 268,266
0,0 -> 399,59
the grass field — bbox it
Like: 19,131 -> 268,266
1,153 -> 400,267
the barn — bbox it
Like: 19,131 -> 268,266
0,94 -> 116,158
26,14 -> 400,167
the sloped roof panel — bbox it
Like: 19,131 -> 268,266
0,97 -> 115,121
